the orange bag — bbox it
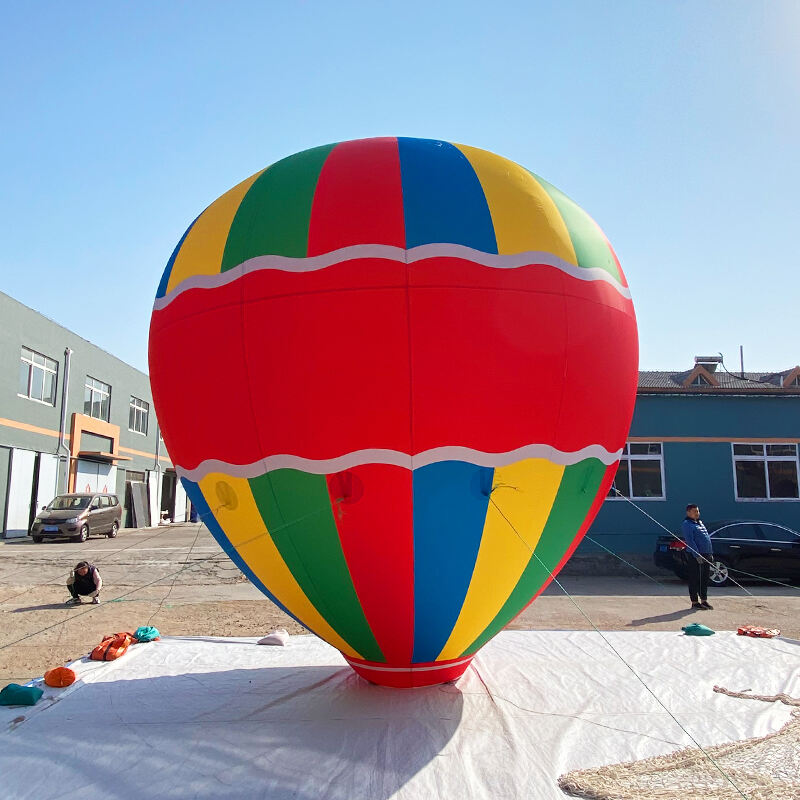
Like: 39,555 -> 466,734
90,632 -> 135,661
737,625 -> 780,638
44,666 -> 76,687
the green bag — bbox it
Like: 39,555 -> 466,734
0,683 -> 44,706
682,623 -> 715,636
133,625 -> 160,642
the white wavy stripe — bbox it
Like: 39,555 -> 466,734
152,243 -> 631,311
174,443 -> 623,483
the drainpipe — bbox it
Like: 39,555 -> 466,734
58,347 -> 72,494
154,422 -> 163,523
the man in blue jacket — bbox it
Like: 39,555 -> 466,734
681,504 -> 714,610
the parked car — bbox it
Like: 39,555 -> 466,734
654,520 -> 800,586
30,493 -> 122,543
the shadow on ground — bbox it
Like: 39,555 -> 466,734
628,608 -> 697,626
4,663 -> 465,800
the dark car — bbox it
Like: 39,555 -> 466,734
654,520 -> 800,586
30,493 -> 122,543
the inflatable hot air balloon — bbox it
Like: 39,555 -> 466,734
149,137 -> 638,688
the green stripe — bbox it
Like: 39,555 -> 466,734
531,173 -> 622,282
460,458 -> 607,656
221,143 -> 336,270
249,469 -> 384,662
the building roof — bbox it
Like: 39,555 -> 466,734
638,364 -> 800,394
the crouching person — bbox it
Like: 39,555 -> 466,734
67,561 -> 102,605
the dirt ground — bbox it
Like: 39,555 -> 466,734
2,524 -> 798,685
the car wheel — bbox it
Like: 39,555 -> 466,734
108,521 -> 119,538
74,524 -> 89,543
32,535 -> 43,544
709,559 -> 731,587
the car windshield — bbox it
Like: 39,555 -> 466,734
48,496 -> 91,511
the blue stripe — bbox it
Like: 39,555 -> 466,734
181,478 -> 314,634
412,461 -> 492,662
155,215 -> 199,298
398,137 -> 497,252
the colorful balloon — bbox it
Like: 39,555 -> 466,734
149,137 -> 638,687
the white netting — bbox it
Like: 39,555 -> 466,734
558,688 -> 800,800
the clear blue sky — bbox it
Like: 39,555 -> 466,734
2,1 -> 798,374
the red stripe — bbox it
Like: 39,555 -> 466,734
307,137 -> 405,254
149,260 -> 636,471
326,465 -> 414,665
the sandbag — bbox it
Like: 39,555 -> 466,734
682,623 -> 715,636
133,626 -> 160,643
738,625 -> 780,638
91,632 -> 135,661
0,683 -> 44,706
44,667 -> 76,687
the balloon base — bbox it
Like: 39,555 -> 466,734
344,653 -> 474,688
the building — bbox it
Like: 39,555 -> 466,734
580,355 -> 800,567
1,291 -> 183,538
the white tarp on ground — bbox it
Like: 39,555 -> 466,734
2,631 -> 799,799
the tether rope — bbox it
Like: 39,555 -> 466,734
609,486 -> 800,593
489,495 -> 751,800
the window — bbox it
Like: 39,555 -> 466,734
711,523 -> 762,541
100,496 -> 111,508
608,443 -> 665,500
756,524 -> 800,543
790,375 -> 800,387
691,374 -> 711,386
732,443 -> 799,500
84,376 -> 111,421
129,396 -> 149,435
19,347 -> 58,405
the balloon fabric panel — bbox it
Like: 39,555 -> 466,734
397,137 -> 497,252
149,299 -> 260,471
195,473 -> 361,658
165,170 -> 265,294
221,143 -> 335,268
308,137 -> 405,253
326,465 -> 414,666
531,172 -> 624,284
241,285 -> 412,462
249,470 -> 385,663
407,285 -> 566,456
462,459 -> 609,656
437,458 -> 565,661
156,213 -> 199,299
411,461 -> 492,664
453,144 -> 576,261
180,478 -> 311,633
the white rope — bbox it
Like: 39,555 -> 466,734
489,496 -> 751,800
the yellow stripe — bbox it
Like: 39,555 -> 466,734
165,169 -> 265,294
455,144 -> 577,262
436,458 -> 565,661
197,473 -> 362,658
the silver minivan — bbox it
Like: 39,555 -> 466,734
30,493 -> 122,543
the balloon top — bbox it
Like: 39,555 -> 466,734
155,137 -> 626,303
